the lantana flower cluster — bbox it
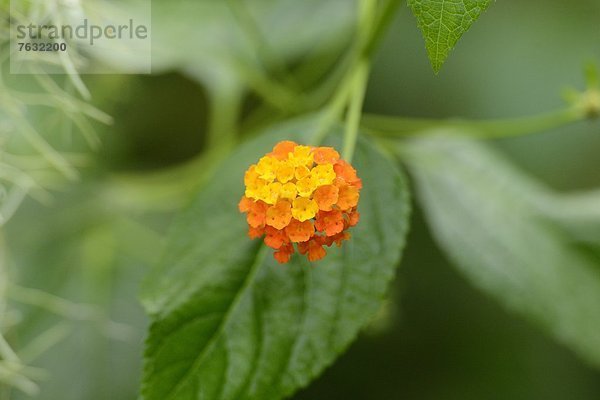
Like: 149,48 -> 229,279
239,141 -> 362,263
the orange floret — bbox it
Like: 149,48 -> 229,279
298,239 -> 326,261
330,231 -> 351,247
264,226 -> 290,249
315,210 -> 345,237
274,243 -> 294,263
315,231 -> 350,248
240,141 -> 362,263
307,245 -> 326,261
336,184 -> 359,211
334,160 -> 362,189
313,147 -> 340,165
346,209 -> 360,227
266,200 -> 292,230
285,219 -> 315,243
238,196 -> 254,213
246,200 -> 269,228
248,225 -> 265,239
270,141 -> 298,160
313,185 -> 339,211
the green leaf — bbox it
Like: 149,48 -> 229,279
542,189 -> 600,249
407,0 -> 492,72
96,0 -> 355,91
405,133 -> 600,368
140,118 -> 410,400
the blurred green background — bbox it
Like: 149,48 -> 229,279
4,0 -> 600,399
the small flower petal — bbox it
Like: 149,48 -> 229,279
298,238 -> 327,261
273,242 -> 294,263
334,160 -> 362,188
266,200 -> 293,230
248,225 -> 265,239
315,210 -> 345,237
246,201 -> 269,228
276,162 -> 295,183
285,219 -> 315,243
264,226 -> 290,249
292,197 -> 319,222
288,145 -> 314,167
346,209 -> 360,227
296,176 -> 318,197
255,156 -> 279,182
294,165 -> 311,180
270,141 -> 297,160
238,196 -> 253,212
313,185 -> 339,211
311,164 -> 336,186
279,182 -> 298,200
313,147 -> 340,165
336,184 -> 360,211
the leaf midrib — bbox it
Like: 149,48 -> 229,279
161,245 -> 269,400
433,0 -> 446,70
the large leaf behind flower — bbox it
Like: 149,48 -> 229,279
406,134 -> 600,368
140,117 -> 410,400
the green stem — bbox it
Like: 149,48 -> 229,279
0,363 -> 39,397
362,106 -> 586,139
363,0 -> 402,58
6,285 -> 133,341
0,232 -> 7,318
343,60 -> 370,161
309,76 -> 354,146
19,323 -> 72,363
207,85 -> 242,149
310,0 -> 377,147
0,334 -> 19,364
3,104 -> 78,180
340,0 -> 377,159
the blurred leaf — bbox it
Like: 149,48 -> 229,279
406,134 -> 600,368
97,0 -> 354,93
140,118 -> 410,400
4,185 -> 149,400
407,0 -> 491,72
542,189 -> 600,249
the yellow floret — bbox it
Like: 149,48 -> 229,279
295,165 -> 311,180
279,182 -> 298,200
255,156 -> 279,182
246,178 -> 270,201
276,161 -> 295,183
311,164 -> 336,186
244,165 -> 260,187
296,176 -> 318,197
262,182 -> 282,205
288,145 -> 314,167
292,197 -> 319,222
